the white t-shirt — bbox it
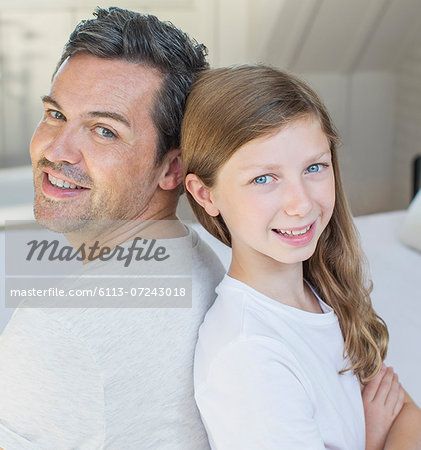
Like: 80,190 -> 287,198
0,228 -> 225,449
194,275 -> 365,450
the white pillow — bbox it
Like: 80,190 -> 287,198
399,190 -> 421,252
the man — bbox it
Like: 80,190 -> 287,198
0,7 -> 224,449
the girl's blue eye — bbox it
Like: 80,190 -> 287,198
253,175 -> 274,184
306,164 -> 323,174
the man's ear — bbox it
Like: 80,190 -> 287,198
185,173 -> 220,217
158,149 -> 184,191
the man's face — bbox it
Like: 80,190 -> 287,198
31,53 -> 165,233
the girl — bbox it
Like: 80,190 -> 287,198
182,66 -> 421,449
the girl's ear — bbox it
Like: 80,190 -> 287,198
158,149 -> 184,191
185,174 -> 220,217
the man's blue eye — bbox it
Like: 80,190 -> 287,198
96,127 -> 115,138
253,175 -> 274,184
50,111 -> 65,121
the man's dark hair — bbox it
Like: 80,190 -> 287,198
54,7 -> 209,164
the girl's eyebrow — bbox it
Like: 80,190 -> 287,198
304,151 -> 331,164
239,164 -> 280,172
239,151 -> 331,172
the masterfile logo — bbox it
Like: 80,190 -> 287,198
26,237 -> 170,266
4,220 -> 192,309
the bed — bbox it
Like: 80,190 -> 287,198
356,211 -> 420,399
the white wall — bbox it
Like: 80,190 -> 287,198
296,71 -> 396,216
394,28 -> 421,209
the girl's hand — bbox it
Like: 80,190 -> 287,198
362,364 -> 405,450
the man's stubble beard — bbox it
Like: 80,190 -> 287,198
33,189 -> 110,234
33,185 -> 151,235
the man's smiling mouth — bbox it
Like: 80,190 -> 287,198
47,173 -> 86,190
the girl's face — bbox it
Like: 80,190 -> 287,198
209,116 -> 336,267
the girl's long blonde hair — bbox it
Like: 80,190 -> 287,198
181,65 -> 388,384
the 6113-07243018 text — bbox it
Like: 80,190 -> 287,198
9,287 -> 187,298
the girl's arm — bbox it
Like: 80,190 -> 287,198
363,365 -> 421,450
363,365 -> 404,450
384,389 -> 421,450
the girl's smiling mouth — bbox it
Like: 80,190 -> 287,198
271,220 -> 317,245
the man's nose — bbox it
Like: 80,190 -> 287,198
283,179 -> 313,217
41,124 -> 83,165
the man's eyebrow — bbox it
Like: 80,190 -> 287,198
41,95 -> 61,110
88,111 -> 131,128
41,96 -> 131,128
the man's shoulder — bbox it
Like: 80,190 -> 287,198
189,224 -> 228,276
190,228 -> 225,274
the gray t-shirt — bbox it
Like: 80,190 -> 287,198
0,228 -> 225,449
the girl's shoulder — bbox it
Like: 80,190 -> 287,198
197,275 -> 296,360
196,275 -> 343,381
206,275 -> 337,335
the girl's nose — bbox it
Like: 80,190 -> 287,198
283,180 -> 313,217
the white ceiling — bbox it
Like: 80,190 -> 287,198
260,0 -> 421,72
0,0 -> 194,10
1,0 -> 420,72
